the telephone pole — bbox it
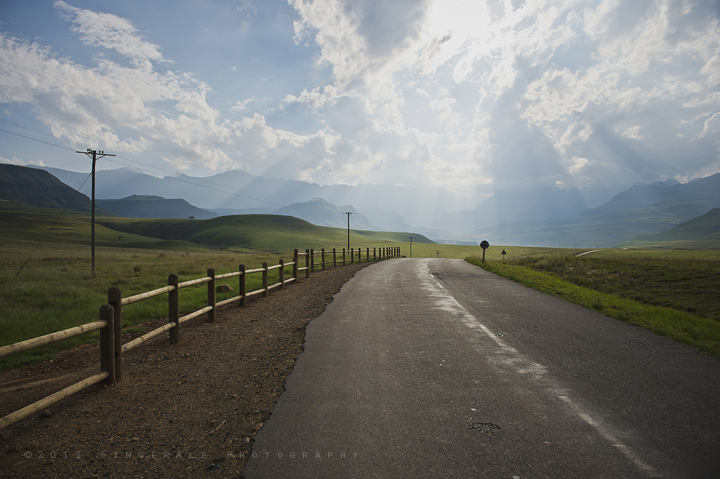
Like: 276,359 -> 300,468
342,212 -> 353,251
76,148 -> 115,275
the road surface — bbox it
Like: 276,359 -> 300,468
242,258 -> 720,478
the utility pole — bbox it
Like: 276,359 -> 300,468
342,212 -> 353,251
76,148 -> 115,275
409,236 -> 413,258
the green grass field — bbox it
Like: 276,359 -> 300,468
0,201 -> 421,369
0,238 -> 297,369
468,248 -> 720,359
3,198 -> 719,369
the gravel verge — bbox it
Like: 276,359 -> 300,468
0,262 -> 371,478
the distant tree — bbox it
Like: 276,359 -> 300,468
188,216 -> 195,220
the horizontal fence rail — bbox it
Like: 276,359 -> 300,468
0,246 -> 400,431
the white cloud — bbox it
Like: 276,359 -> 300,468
0,5 -> 340,177
230,97 -> 257,113
55,1 -> 166,66
0,155 -> 44,166
2,0 -> 719,194
281,0 -> 720,190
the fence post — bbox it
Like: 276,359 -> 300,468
321,249 -> 325,270
239,264 -> 246,307
350,248 -> 354,263
169,274 -> 179,345
279,259 -> 285,289
343,248 -> 346,265
333,248 -> 337,267
107,286 -> 122,382
366,247 -> 369,262
262,262 -> 269,297
293,249 -> 299,281
310,248 -> 315,273
99,304 -> 115,385
305,250 -> 310,278
207,268 -> 216,322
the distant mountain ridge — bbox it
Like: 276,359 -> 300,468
26,164 -> 719,248
633,179 -> 681,187
467,173 -> 720,247
97,195 -> 217,220
431,185 -> 623,236
36,166 -> 477,229
273,198 -> 378,231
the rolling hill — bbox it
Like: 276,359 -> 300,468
96,214 -> 434,254
0,199 -> 434,254
621,208 -> 720,249
0,200 -> 203,251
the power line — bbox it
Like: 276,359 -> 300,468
103,156 -> 283,207
0,128 -> 76,151
0,118 -> 60,140
0,125 -> 282,207
77,149 -> 115,275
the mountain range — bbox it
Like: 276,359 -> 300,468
37,166 -> 475,230
462,173 -> 720,247
4,163 -> 718,248
96,195 -> 217,220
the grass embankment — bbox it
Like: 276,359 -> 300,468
467,249 -> 720,359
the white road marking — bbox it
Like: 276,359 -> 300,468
558,396 -> 661,477
419,259 -> 661,477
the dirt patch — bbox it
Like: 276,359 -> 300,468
0,262 -> 371,478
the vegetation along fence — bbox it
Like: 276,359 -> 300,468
0,246 -> 400,431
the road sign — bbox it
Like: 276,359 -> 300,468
480,240 -> 489,263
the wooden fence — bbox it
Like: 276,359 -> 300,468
0,246 -> 400,431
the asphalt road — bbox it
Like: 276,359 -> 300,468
242,258 -> 720,478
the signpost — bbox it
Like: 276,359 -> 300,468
480,240 -> 490,263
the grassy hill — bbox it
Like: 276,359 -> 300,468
620,208 -> 720,249
0,200 -> 204,251
97,214 -> 434,254
0,163 -> 98,213
0,200 -> 433,254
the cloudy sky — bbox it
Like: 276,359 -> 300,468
1,0 -> 719,199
